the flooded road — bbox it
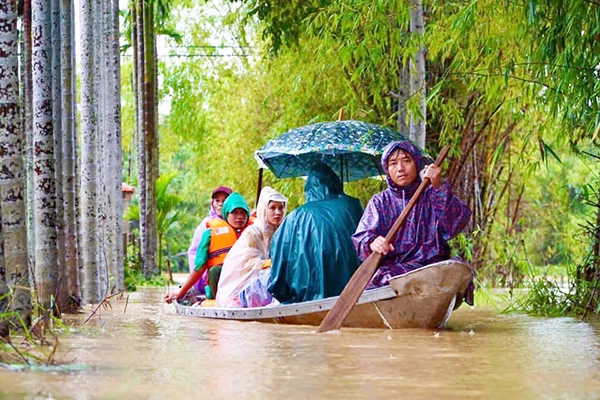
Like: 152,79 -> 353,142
1,285 -> 600,399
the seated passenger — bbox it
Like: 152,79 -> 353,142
216,186 -> 287,308
352,141 -> 471,289
268,163 -> 364,304
164,192 -> 252,303
187,186 -> 232,294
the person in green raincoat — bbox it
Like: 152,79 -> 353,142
268,163 -> 364,303
164,192 -> 252,303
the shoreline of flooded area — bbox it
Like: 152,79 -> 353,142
1,286 -> 600,399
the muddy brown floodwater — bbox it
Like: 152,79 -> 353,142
1,285 -> 600,399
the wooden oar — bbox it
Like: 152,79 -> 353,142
316,145 -> 450,333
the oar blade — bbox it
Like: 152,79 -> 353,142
316,252 -> 382,333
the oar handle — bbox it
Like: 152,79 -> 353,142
383,145 -> 449,244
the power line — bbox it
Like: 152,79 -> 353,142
122,53 -> 249,58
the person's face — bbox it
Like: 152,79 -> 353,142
212,192 -> 228,215
227,208 -> 248,229
387,149 -> 417,187
266,201 -> 285,227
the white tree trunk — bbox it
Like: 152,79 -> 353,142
79,0 -> 100,303
111,0 -> 124,291
409,0 -> 426,150
0,0 -> 31,326
51,0 -> 67,310
92,0 -> 109,297
32,0 -> 60,312
61,0 -> 80,308
135,0 -> 148,275
100,0 -> 115,293
23,0 -> 36,276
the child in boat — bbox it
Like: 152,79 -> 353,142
164,192 -> 252,304
186,186 -> 232,294
352,140 -> 471,290
215,186 -> 287,308
268,163 -> 364,304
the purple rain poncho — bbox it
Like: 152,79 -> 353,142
352,141 -> 472,288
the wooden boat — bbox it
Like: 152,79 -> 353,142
174,259 -> 473,330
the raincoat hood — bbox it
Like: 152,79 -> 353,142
255,186 -> 287,232
304,163 -> 343,203
221,192 -> 251,220
381,141 -> 424,195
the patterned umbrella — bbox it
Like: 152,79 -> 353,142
254,120 -> 408,182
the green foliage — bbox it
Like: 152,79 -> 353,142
124,259 -> 170,291
120,0 -> 600,321
125,171 -> 194,274
520,0 -> 600,142
231,0 -> 329,53
505,277 -> 574,317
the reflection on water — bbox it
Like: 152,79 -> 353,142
1,287 -> 600,399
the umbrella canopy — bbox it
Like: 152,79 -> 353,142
254,120 -> 408,182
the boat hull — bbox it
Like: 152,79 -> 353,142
174,260 -> 473,330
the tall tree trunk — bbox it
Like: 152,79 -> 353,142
136,0 -> 152,278
144,1 -> 158,276
135,0 -> 146,275
0,0 -> 30,336
92,0 -> 108,297
23,0 -> 35,277
129,0 -> 137,185
409,0 -> 426,150
32,0 -> 60,317
111,0 -> 124,291
101,0 -> 116,293
51,0 -> 67,312
60,0 -> 80,310
79,0 -> 100,303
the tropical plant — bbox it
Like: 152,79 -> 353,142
125,171 -> 192,275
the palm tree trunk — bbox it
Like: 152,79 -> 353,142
1,0 -> 30,333
23,0 -> 35,277
92,0 -> 109,297
32,0 -> 60,316
129,0 -> 137,185
143,1 -> 158,277
79,0 -> 100,303
111,0 -> 124,291
100,0 -> 118,293
51,0 -> 67,312
60,0 -> 81,311
135,0 -> 148,276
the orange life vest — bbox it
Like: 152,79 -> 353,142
206,218 -> 253,267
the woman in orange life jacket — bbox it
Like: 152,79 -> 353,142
164,192 -> 253,303
186,186 -> 232,294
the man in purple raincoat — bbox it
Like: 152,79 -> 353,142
352,141 -> 471,290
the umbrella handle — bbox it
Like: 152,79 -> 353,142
256,168 -> 263,208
